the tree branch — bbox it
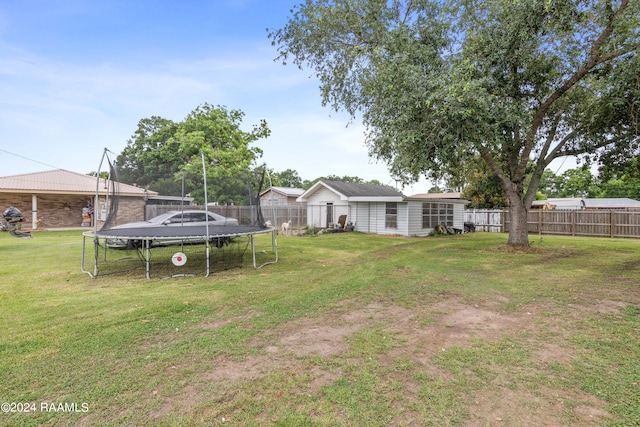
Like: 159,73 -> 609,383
478,146 -> 512,192
524,0 -> 633,156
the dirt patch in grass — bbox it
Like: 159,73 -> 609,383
616,258 -> 640,271
196,310 -> 263,330
466,383 -> 611,427
496,244 -> 579,261
153,295 -> 632,425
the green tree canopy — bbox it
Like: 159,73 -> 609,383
597,177 -> 640,199
274,168 -> 304,188
117,104 -> 270,204
547,167 -> 597,198
270,0 -> 640,246
302,174 -> 393,189
462,155 -> 508,209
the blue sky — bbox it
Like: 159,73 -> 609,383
0,0 -> 434,194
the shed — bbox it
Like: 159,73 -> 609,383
297,181 -> 468,236
0,169 -> 157,229
260,186 -> 305,206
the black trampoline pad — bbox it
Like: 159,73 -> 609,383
95,225 -> 269,240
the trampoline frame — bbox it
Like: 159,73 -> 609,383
81,226 -> 277,279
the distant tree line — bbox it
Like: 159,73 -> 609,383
110,104 -> 394,204
268,168 -> 392,190
460,155 -> 640,209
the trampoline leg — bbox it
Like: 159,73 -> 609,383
205,241 -> 210,277
272,229 -> 277,254
251,234 -> 257,269
254,229 -> 278,269
80,234 -> 96,278
145,239 -> 151,280
93,237 -> 99,278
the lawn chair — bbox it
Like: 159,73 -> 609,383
337,215 -> 347,231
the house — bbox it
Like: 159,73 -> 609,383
260,186 -> 305,206
584,198 -> 640,210
146,195 -> 195,206
0,169 -> 157,229
296,180 -> 469,236
531,197 -> 640,210
531,198 -> 586,210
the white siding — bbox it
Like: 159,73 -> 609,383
353,202 -> 375,233
407,201 -> 431,236
392,203 -> 409,235
372,203 -> 385,234
306,195 -> 467,235
304,187 -> 349,228
305,187 -> 345,205
352,202 -> 369,233
357,202 -> 409,235
453,204 -> 465,229
306,204 -> 324,228
353,201 -> 468,236
406,201 -> 467,236
351,202 -> 380,233
371,203 -> 382,233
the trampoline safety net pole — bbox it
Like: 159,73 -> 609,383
202,152 -> 210,277
93,148 -> 109,278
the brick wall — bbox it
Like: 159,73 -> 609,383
0,193 -> 146,229
105,197 -> 146,228
0,194 -> 32,226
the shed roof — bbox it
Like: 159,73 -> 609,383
0,169 -> 157,197
260,186 -> 305,198
297,180 -> 404,202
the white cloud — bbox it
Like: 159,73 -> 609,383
0,26 -> 435,193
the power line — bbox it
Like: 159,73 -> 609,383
0,149 -> 64,171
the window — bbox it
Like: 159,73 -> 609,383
385,202 -> 398,229
422,203 -> 453,229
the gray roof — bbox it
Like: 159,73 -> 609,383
320,180 -> 404,198
297,179 -> 405,203
0,169 -> 157,197
260,186 -> 305,197
532,197 -> 640,209
409,192 -> 464,199
584,198 -> 640,208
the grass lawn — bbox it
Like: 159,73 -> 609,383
0,230 -> 638,426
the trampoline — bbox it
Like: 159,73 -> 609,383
81,224 -> 277,279
81,149 -> 278,279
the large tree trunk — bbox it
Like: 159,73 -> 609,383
507,194 -> 530,247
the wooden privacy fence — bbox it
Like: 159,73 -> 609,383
519,209 -> 640,238
466,208 -> 640,238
